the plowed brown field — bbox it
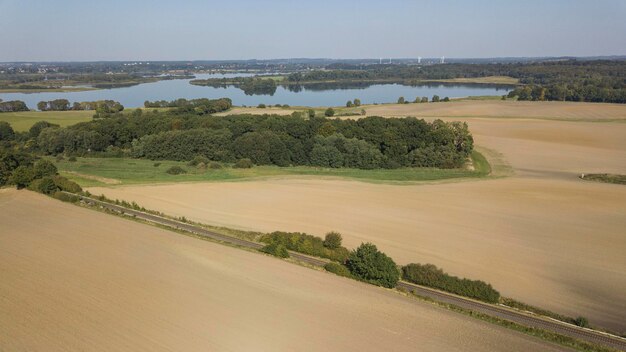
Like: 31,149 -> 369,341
0,190 -> 569,351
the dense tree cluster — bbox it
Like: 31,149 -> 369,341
324,262 -> 353,278
37,99 -> 71,111
37,99 -> 124,112
0,147 -> 81,196
507,84 -> 626,103
143,98 -> 232,115
35,110 -> 473,169
0,148 -> 33,186
131,128 -> 233,161
0,121 -> 15,141
323,232 -> 343,249
0,100 -> 29,112
190,77 -> 277,95
346,243 -> 400,288
260,231 -> 349,262
238,77 -> 277,95
402,263 -> 500,303
260,242 -> 290,258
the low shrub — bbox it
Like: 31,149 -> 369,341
323,231 -> 343,249
581,173 -> 626,185
52,191 -> 79,203
37,177 -> 58,194
257,104 -> 266,108
27,175 -> 81,195
208,162 -> 223,169
324,262 -> 352,278
260,242 -> 289,258
402,263 -> 500,303
52,175 -> 82,193
26,178 -> 43,192
346,243 -> 399,288
233,158 -> 253,169
166,166 -> 187,175
9,165 -> 35,189
68,156 -> 77,162
188,155 -> 209,167
153,162 -> 161,167
260,231 -> 349,262
574,316 -> 590,328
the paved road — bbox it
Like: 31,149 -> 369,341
75,194 -> 626,351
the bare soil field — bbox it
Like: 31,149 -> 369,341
217,100 -> 626,121
213,106 -> 297,116
457,118 -> 626,177
0,190 -> 568,352
89,108 -> 626,332
363,100 -> 626,121
90,177 -> 626,332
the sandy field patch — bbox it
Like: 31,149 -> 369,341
362,100 -> 626,121
0,190 -> 568,352
463,119 -> 626,178
213,106 -> 297,116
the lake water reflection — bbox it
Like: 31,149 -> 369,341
0,73 -> 512,109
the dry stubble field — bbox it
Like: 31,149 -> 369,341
89,101 -> 626,332
0,190 -> 570,352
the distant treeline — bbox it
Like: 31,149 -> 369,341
0,100 -> 29,112
33,103 -> 473,169
143,97 -> 232,113
190,77 -> 277,95
506,84 -> 626,103
239,77 -> 277,95
0,71 -> 193,90
287,60 -> 626,103
37,99 -> 124,113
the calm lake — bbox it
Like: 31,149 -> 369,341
1,73 -> 512,109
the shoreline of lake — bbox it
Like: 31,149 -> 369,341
0,73 -> 511,109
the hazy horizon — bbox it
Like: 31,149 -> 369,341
2,55 -> 626,64
1,0 -> 625,62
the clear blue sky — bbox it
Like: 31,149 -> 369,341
1,0 -> 625,61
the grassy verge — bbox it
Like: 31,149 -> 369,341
581,173 -> 626,185
403,291 -> 618,352
54,152 -> 491,187
501,297 -> 582,325
0,110 -> 94,131
451,95 -> 505,101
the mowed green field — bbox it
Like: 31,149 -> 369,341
53,151 -> 490,187
0,110 -> 93,131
